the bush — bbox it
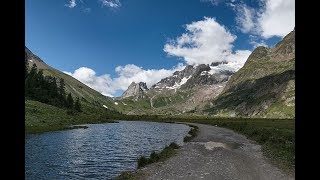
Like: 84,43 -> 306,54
137,156 -> 149,168
137,142 -> 180,169
168,142 -> 180,149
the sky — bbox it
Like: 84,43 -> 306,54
26,0 -> 295,97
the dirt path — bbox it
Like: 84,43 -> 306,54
137,123 -> 294,180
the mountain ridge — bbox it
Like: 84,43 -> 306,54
118,30 -> 295,118
204,30 -> 295,118
25,47 -> 118,112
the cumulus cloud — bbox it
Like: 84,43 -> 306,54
64,67 -> 114,97
66,0 -> 77,8
164,17 -> 251,71
235,4 -> 256,33
234,0 -> 295,38
64,64 -> 185,97
100,0 -> 121,8
113,63 -> 185,90
258,0 -> 295,38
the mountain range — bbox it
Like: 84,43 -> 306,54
117,30 -> 295,118
25,30 -> 295,118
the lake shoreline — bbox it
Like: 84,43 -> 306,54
116,123 -> 199,179
119,123 -> 294,180
25,112 -> 294,177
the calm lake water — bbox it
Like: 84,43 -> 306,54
25,121 -> 190,179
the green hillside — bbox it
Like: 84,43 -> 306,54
204,30 -> 295,118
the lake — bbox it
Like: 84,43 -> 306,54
25,121 -> 190,179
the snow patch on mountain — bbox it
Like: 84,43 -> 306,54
167,75 -> 192,90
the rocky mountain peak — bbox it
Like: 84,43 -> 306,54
245,46 -> 270,64
173,65 -> 195,78
150,63 -> 233,91
137,82 -> 149,91
270,30 -> 295,61
245,30 -> 295,65
208,30 -> 295,118
121,81 -> 149,99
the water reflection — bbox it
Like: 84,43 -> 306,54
25,121 -> 190,180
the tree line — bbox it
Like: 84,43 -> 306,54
25,60 -> 81,112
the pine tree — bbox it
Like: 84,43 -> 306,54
58,78 -> 66,106
74,97 -> 81,112
66,93 -> 74,109
25,59 -> 29,79
25,64 -> 38,98
59,78 -> 66,97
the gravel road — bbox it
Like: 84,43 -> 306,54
136,123 -> 294,180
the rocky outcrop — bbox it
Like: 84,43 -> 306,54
150,65 -> 196,90
150,63 -> 233,91
181,64 -> 233,89
121,82 -> 149,99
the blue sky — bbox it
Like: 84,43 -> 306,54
26,0 -> 295,97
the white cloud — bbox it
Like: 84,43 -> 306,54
112,63 -> 185,90
66,0 -> 77,8
258,0 -> 295,38
64,67 -> 114,97
64,64 -> 185,97
234,0 -> 295,38
100,0 -> 121,8
235,4 -> 255,33
164,17 -> 251,71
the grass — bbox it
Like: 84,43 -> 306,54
137,142 -> 180,168
25,100 -> 116,133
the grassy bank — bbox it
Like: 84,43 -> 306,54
183,124 -> 199,142
137,142 -> 180,168
116,143 -> 180,180
25,100 -> 116,133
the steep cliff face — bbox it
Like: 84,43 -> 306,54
204,30 -> 295,118
150,64 -> 233,91
121,82 -> 149,99
118,63 -> 234,115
